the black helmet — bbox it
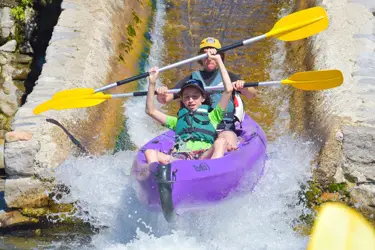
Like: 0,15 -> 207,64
179,79 -> 205,95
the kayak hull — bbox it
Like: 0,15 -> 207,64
131,114 -> 267,214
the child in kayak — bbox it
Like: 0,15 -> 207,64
145,49 -> 234,164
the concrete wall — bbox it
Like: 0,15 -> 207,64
309,0 -> 375,212
3,0 -> 151,209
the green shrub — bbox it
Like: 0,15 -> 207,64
10,6 -> 26,22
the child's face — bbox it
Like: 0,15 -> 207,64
181,87 -> 205,111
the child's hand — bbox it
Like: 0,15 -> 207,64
148,67 -> 159,85
206,48 -> 222,62
156,86 -> 168,97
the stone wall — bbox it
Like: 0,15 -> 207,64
0,1 -> 18,8
2,0 -> 152,214
307,0 -> 375,213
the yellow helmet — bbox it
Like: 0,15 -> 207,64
199,37 -> 221,50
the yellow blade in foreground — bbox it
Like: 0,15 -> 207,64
307,202 -> 375,250
51,88 -> 95,100
33,92 -> 111,114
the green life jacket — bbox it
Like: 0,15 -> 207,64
191,70 -> 236,128
175,104 -> 217,146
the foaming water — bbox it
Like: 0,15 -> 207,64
50,135 -> 316,249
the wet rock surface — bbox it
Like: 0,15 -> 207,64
310,0 -> 375,213
5,177 -> 49,208
343,126 -> 375,166
0,210 -> 38,228
0,40 -> 16,52
0,7 -> 15,44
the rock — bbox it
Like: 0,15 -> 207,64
4,138 -> 40,176
316,127 -> 344,184
19,8 -> 36,55
0,139 -> 4,169
0,1 -> 18,8
5,177 -> 49,208
0,7 -> 15,42
12,54 -> 33,64
4,116 -> 12,131
0,81 -> 19,117
0,40 -> 17,52
320,192 -> 340,202
0,210 -> 39,228
335,130 -> 344,142
0,92 -> 18,117
19,41 -> 34,54
0,113 -> 7,129
0,52 -> 7,65
351,184 -> 375,214
5,131 -> 32,142
343,125 -> 375,164
11,67 -> 30,80
342,160 -> 375,182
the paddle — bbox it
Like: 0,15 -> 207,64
307,202 -> 375,250
33,69 -> 343,114
51,6 -> 328,100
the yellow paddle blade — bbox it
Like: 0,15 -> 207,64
307,202 -> 375,250
33,92 -> 112,114
52,88 -> 95,100
282,70 -> 343,90
266,6 -> 328,41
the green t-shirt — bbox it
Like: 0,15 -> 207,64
164,105 -> 224,151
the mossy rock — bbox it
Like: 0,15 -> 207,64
4,116 -> 13,131
0,113 -> 8,129
20,203 -> 83,224
0,73 -> 5,87
21,203 -> 75,218
21,207 -> 50,218
12,80 -> 26,92
296,179 -> 355,236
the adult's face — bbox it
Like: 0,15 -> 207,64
200,47 -> 218,72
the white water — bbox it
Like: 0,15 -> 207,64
49,1 -> 319,249
52,135 -> 316,249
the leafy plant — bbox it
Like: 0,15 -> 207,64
10,6 -> 26,22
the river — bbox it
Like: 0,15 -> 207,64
1,0 -> 319,249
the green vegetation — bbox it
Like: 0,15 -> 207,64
10,6 -> 26,22
117,3 -> 149,60
127,24 -> 136,37
10,0 -> 33,22
295,179 -> 353,235
9,0 -> 34,47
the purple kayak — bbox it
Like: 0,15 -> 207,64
131,114 -> 267,221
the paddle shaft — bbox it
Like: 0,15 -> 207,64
94,35 -> 267,93
106,80 -> 279,98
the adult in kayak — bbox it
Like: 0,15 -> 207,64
156,37 -> 257,151
144,49 -> 233,164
